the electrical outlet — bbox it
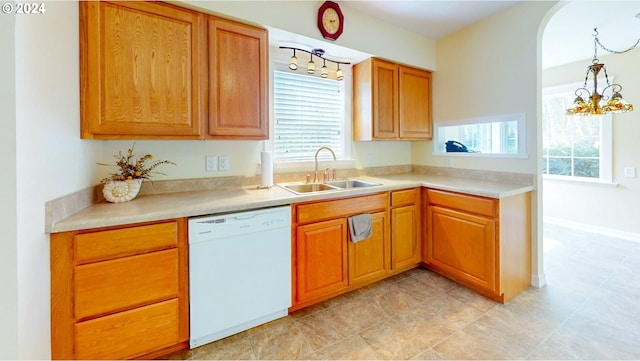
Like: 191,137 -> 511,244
219,156 -> 229,171
205,156 -> 218,172
624,166 -> 637,178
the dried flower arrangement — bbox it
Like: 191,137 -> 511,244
99,144 -> 176,183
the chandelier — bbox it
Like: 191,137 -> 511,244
566,28 -> 635,116
280,46 -> 349,81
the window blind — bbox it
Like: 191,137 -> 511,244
274,71 -> 344,161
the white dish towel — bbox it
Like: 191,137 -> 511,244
348,214 -> 372,243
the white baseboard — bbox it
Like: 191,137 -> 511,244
531,273 -> 547,288
544,216 -> 640,244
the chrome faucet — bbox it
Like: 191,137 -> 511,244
314,146 -> 336,183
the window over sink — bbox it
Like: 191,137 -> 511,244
273,70 -> 347,162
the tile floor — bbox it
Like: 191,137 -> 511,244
162,223 -> 640,360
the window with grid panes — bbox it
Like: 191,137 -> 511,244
273,70 -> 344,161
542,84 -> 612,181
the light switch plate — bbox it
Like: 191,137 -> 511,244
205,156 -> 218,172
219,156 -> 229,171
624,167 -> 636,178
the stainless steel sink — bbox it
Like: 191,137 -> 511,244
279,178 -> 382,195
325,178 -> 382,189
280,182 -> 340,195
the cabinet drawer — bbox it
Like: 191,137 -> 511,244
75,298 -> 179,360
296,193 -> 388,224
427,189 -> 496,217
75,249 -> 179,319
391,188 -> 418,207
75,221 -> 178,262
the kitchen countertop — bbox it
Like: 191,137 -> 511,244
50,173 -> 534,233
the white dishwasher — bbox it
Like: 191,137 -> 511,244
188,206 -> 291,348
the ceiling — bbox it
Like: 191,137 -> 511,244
339,1 -> 520,40
543,1 -> 640,68
338,1 -> 640,69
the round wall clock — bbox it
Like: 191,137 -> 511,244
318,1 -> 344,41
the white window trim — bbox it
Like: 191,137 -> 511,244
432,113 -> 528,159
542,82 -> 613,184
266,59 -> 354,170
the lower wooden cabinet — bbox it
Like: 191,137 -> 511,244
348,211 -> 390,287
424,189 -> 531,303
295,218 -> 349,302
74,299 -> 180,360
390,188 -> 421,272
291,193 -> 390,310
50,219 -> 189,360
428,205 -> 496,292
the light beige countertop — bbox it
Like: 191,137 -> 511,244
50,172 -> 534,233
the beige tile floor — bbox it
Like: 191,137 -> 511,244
162,223 -> 640,360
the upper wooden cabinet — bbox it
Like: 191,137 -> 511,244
207,18 -> 268,139
353,58 -> 432,141
357,59 -> 399,140
80,1 -> 268,140
80,1 -> 206,139
399,66 -> 432,139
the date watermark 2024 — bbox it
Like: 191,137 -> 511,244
2,2 -> 46,14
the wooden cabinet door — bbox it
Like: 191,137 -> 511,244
372,59 -> 399,140
74,249 -> 179,320
391,204 -> 421,271
399,66 -> 432,140
75,299 -> 180,360
80,1 -> 206,139
295,219 -> 348,303
208,18 -> 268,139
348,211 -> 390,286
427,206 -> 496,293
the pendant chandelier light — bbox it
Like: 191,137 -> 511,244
567,28 -> 636,116
281,46 -> 350,81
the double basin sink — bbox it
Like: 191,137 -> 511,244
279,178 -> 382,195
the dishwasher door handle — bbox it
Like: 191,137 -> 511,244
234,214 -> 258,221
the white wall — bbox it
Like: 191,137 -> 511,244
13,2 -> 101,358
543,48 -> 640,235
180,0 -> 436,70
411,1 -> 558,286
412,1 -> 551,173
0,10 -> 19,360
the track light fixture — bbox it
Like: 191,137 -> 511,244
280,46 -> 350,81
289,49 -> 298,70
307,54 -> 315,74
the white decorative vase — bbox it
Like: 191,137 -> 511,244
102,179 -> 143,203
